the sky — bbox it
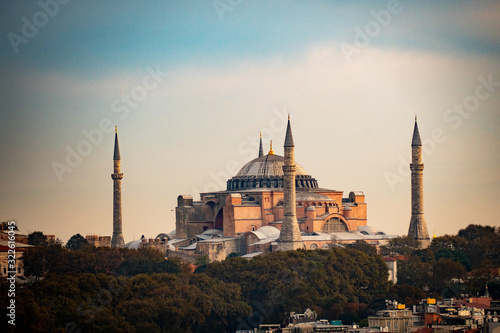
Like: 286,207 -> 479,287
0,0 -> 499,243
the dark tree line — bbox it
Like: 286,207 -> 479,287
2,242 -> 392,332
3,224 -> 497,332
199,248 -> 391,327
382,224 -> 500,300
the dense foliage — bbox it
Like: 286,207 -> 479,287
200,249 -> 390,328
22,244 -> 176,278
65,233 -> 89,251
3,224 -> 498,332
382,224 -> 500,300
27,231 -> 47,246
2,244 -> 390,332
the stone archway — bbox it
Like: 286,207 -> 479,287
322,217 -> 348,232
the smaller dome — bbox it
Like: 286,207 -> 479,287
343,206 -> 352,211
256,226 -> 280,238
123,239 -> 142,250
306,206 -> 316,211
357,225 -> 378,235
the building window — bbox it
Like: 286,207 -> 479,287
322,218 -> 348,232
310,243 -> 318,250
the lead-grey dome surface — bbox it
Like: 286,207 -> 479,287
227,154 -> 318,191
236,154 -> 307,177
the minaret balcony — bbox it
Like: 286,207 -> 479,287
111,173 -> 124,180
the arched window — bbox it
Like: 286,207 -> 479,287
310,243 -> 318,250
322,243 -> 330,249
322,218 -> 348,232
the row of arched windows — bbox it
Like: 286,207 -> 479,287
226,177 -> 319,190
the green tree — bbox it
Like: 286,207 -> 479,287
201,249 -> 390,326
458,224 -> 496,241
22,244 -> 65,278
28,231 -> 48,246
346,241 -> 377,256
190,273 -> 251,332
428,258 -> 466,296
397,256 -> 431,290
117,257 -> 181,276
66,234 -> 88,251
195,255 -> 210,267
381,236 -> 419,256
387,284 -> 425,307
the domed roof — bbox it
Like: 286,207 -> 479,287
357,225 -> 378,235
236,154 -> 308,177
256,226 -> 281,238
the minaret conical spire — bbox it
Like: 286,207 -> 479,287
412,116 -> 422,146
113,126 -> 121,160
258,132 -> 263,157
284,114 -> 294,147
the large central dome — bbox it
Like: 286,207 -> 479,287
227,153 -> 318,191
236,154 -> 308,177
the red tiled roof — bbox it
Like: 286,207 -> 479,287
382,256 -> 397,262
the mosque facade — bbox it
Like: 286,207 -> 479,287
170,118 -> 395,261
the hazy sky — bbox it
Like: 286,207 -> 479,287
1,1 -> 499,243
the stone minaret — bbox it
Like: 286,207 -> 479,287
277,116 -> 304,251
111,126 -> 125,247
258,132 -> 264,157
408,117 -> 430,249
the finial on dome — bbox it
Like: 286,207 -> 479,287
115,126 -> 118,134
288,113 -> 290,121
415,115 -> 417,122
268,140 -> 275,155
